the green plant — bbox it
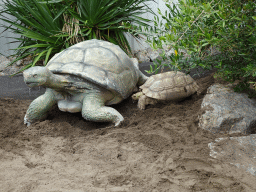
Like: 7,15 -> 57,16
0,0 -> 74,75
0,0 -> 155,76
126,0 -> 256,97
65,0 -> 155,55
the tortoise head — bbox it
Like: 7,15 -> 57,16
131,92 -> 144,101
23,66 -> 52,88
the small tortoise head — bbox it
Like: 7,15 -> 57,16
23,66 -> 52,88
131,92 -> 144,101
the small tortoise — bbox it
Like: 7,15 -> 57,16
132,71 -> 199,110
23,39 -> 148,126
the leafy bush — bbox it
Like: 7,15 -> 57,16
126,0 -> 256,96
0,0 -> 67,73
0,0 -> 155,76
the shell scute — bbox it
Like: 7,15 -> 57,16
174,76 -> 187,87
147,80 -> 162,91
184,76 -> 194,84
83,47 -> 124,74
159,90 -> 168,100
48,48 -> 84,64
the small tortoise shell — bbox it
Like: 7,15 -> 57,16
140,71 -> 199,100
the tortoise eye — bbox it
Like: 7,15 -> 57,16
33,74 -> 37,78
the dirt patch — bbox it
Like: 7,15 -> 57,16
0,72 -> 256,192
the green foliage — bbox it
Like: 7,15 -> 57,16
128,0 -> 256,96
58,0 -> 155,55
0,0 -> 155,76
0,0 -> 67,74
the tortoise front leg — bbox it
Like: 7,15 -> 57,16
81,92 -> 124,126
138,95 -> 158,110
24,88 -> 57,126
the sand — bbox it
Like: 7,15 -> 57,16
0,73 -> 256,192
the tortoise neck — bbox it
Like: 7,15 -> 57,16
46,73 -> 68,90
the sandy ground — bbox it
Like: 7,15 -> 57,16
0,72 -> 256,192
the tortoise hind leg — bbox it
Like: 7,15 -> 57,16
24,88 -> 57,126
81,92 -> 124,126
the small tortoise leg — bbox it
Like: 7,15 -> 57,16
24,89 -> 57,126
137,95 -> 147,110
138,95 -> 158,110
81,93 -> 124,126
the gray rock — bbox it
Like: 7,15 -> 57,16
134,46 -> 171,63
208,134 -> 256,176
199,83 -> 256,134
0,55 -> 11,72
165,48 -> 175,57
16,60 -> 22,66
147,47 -> 160,61
134,50 -> 150,63
0,55 -> 33,76
134,46 -> 190,64
134,44 -> 221,64
0,56 -> 23,76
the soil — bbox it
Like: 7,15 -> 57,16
1,72 -> 256,192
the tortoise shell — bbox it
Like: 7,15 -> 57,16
140,71 -> 199,100
46,39 -> 140,100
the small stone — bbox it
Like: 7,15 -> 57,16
0,56 -> 11,72
16,60 -> 22,66
134,50 -> 150,63
147,47 -> 160,61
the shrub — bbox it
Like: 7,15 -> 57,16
0,0 -> 155,76
125,0 -> 256,96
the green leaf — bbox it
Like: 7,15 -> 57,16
53,5 -> 69,22
159,36 -> 166,41
17,44 -> 49,50
198,33 -> 205,36
155,67 -> 159,74
202,43 -> 209,47
166,33 -> 174,41
32,50 -> 47,67
173,27 -> 177,34
150,65 -> 153,71
10,63 -> 34,77
44,47 -> 54,65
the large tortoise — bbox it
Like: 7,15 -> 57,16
132,71 -> 199,109
23,39 -> 148,126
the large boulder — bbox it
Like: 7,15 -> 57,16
134,45 -> 175,63
199,83 -> 256,134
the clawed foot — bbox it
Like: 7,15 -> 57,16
24,114 -> 38,127
24,115 -> 32,127
137,103 -> 146,110
115,118 -> 129,128
114,115 -> 124,127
